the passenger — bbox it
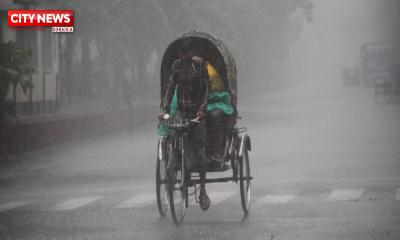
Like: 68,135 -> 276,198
206,63 -> 234,165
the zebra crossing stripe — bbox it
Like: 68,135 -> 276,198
257,193 -> 297,204
326,189 -> 365,201
115,193 -> 155,208
189,191 -> 237,206
0,201 -> 30,212
51,197 -> 102,210
1,187 -> 398,212
209,191 -> 237,205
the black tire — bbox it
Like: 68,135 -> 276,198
231,138 -> 239,182
167,144 -> 186,226
156,139 -> 169,218
239,147 -> 251,217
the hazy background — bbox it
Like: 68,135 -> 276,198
289,0 -> 399,85
57,0 -> 400,114
1,0 -> 399,119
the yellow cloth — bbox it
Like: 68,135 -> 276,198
207,63 -> 225,92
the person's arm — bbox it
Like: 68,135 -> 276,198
162,64 -> 177,113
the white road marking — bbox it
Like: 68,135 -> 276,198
4,179 -> 400,199
115,193 -> 155,208
209,191 -> 237,205
189,191 -> 237,206
396,188 -> 400,200
189,198 -> 197,206
1,185 -> 151,198
257,193 -> 298,204
0,201 -> 30,212
51,197 -> 102,210
260,178 -> 400,185
326,189 -> 365,201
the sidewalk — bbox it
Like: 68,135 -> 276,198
0,105 -> 157,160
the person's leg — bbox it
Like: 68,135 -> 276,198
207,109 -> 226,163
190,119 -> 210,210
199,156 -> 210,210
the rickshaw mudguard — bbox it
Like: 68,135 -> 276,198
239,134 -> 251,158
158,136 -> 167,162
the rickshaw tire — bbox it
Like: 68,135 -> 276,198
239,147 -> 251,217
156,140 -> 168,218
167,147 -> 186,226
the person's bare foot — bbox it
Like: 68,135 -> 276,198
199,192 -> 210,211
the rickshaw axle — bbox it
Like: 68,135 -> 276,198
190,176 -> 253,184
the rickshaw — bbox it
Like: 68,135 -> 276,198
156,31 -> 252,226
374,74 -> 395,104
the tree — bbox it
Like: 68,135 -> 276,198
0,41 -> 35,120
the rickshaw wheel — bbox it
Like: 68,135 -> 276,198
167,144 -> 186,226
239,147 -> 251,216
156,139 -> 169,218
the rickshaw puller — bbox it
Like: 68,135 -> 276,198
159,44 -> 211,211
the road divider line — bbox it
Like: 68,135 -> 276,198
326,188 -> 365,201
257,193 -> 298,204
115,193 -> 155,208
50,197 -> 102,210
0,201 -> 30,212
396,188 -> 400,200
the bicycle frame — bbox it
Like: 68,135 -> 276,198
167,129 -> 186,188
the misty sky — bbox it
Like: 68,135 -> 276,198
288,0 -> 394,83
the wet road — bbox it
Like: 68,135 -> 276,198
1,82 -> 400,240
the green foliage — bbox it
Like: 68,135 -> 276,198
0,41 -> 36,119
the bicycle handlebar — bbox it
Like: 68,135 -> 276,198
160,115 -> 200,129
